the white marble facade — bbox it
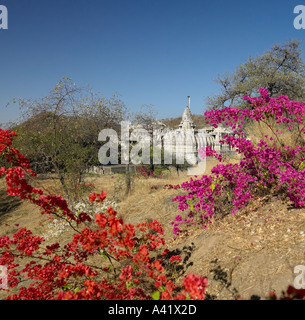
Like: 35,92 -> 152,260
130,97 -> 233,164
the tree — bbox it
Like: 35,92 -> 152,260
119,105 -> 159,196
131,104 -> 158,173
11,77 -> 127,204
131,105 -> 193,177
206,40 -> 305,110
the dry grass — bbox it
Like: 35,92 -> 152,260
1,156 -> 305,299
0,188 -> 21,224
246,120 -> 304,150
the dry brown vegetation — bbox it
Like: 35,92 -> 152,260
1,154 -> 305,300
162,114 -> 206,129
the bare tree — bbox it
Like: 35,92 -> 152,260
207,40 -> 305,110
12,77 -> 127,205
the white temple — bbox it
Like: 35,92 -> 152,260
130,96 -> 234,165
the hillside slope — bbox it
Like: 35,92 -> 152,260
0,169 -> 304,300
162,114 -> 206,129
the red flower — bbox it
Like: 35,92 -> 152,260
162,249 -> 169,256
97,190 -> 107,202
152,260 -> 164,273
181,274 -> 208,300
89,193 -> 96,202
95,213 -> 107,229
169,255 -> 182,263
119,265 -> 133,282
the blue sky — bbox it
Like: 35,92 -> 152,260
0,0 -> 304,125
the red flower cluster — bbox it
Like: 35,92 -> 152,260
177,274 -> 208,300
267,286 -> 305,300
0,129 -> 207,300
163,184 -> 181,190
169,255 -> 182,263
136,165 -> 162,179
88,190 -> 107,203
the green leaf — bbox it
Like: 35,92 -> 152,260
99,251 -> 108,259
126,281 -> 133,290
210,184 -> 215,190
152,291 -> 161,300
62,284 -> 70,291
159,286 -> 166,292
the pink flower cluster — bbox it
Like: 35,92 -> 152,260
172,89 -> 305,235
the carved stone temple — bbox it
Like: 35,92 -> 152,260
130,96 -> 234,164
89,97 -> 235,174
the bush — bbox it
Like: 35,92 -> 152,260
172,89 -> 305,236
0,128 -> 207,300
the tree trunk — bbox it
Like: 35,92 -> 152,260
59,174 -> 71,206
125,163 -> 131,196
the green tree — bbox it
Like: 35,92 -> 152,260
11,77 -> 127,204
207,40 -> 305,110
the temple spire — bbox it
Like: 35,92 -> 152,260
179,96 -> 195,130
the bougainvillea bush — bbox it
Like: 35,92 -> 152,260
0,129 -> 207,300
172,89 -> 305,236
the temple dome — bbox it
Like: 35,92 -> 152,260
179,104 -> 195,130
